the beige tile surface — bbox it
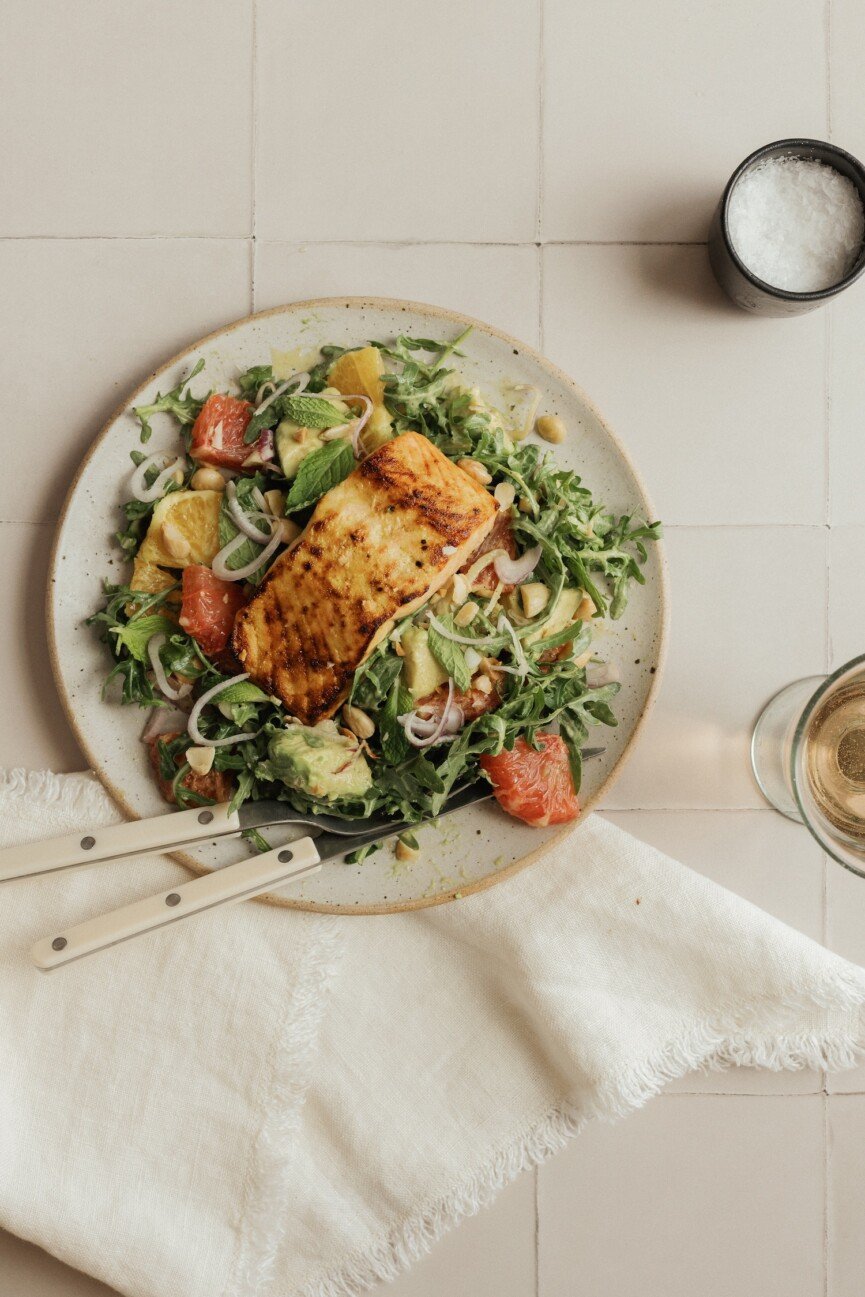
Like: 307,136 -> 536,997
542,245 -> 826,526
255,0 -> 539,243
828,1096 -> 865,1297
0,239 -> 251,525
0,524 -> 82,772
382,1173 -> 535,1297
255,242 -> 541,344
0,1 -> 253,237
543,0 -> 827,242
607,526 -> 828,809
538,1095 -> 825,1297
605,810 -> 823,1093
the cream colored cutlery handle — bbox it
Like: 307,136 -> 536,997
31,837 -> 323,970
0,803 -> 241,883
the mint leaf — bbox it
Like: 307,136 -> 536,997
285,439 -> 354,513
215,680 -> 270,706
427,614 -> 472,692
280,394 -> 349,430
109,614 -> 176,663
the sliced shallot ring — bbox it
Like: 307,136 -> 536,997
253,372 -> 309,421
130,452 -> 185,504
147,634 -> 193,702
187,674 -> 262,748
212,523 -> 283,582
493,545 -> 541,586
318,395 -> 374,457
225,480 -> 274,542
399,679 -> 455,749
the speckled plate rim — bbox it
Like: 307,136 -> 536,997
46,296 -> 669,915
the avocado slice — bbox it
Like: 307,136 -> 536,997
400,626 -> 449,699
267,721 -> 372,800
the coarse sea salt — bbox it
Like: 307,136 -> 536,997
727,156 -> 865,293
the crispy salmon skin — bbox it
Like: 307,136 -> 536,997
232,431 -> 497,724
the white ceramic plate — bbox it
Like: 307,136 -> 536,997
47,298 -> 668,913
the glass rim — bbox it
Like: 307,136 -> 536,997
789,652 -> 865,877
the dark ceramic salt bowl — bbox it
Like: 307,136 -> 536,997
708,138 -> 865,316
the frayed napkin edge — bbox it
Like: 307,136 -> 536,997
301,970 -> 865,1297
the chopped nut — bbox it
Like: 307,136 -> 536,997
276,517 -> 301,546
161,519 -> 191,561
536,414 -> 566,444
185,746 -> 214,776
494,481 -> 516,509
520,582 -> 550,618
457,457 -> 493,486
576,594 -> 597,621
190,466 -> 225,492
450,573 -> 469,606
573,649 -> 593,669
474,674 -> 493,695
394,640 -> 405,657
454,600 -> 479,627
264,489 -> 285,517
395,837 -> 420,862
294,427 -> 309,443
342,704 -> 375,739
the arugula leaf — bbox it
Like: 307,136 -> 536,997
285,439 -> 354,513
427,614 -> 472,692
133,358 -> 207,444
280,394 -> 349,430
109,614 -> 176,663
236,365 -> 274,401
379,678 -> 412,764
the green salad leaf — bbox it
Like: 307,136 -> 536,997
109,614 -> 176,663
280,394 -> 350,430
285,439 -> 354,513
133,358 -> 207,444
427,614 -> 472,692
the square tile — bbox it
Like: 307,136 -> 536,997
828,526 -> 864,670
538,1095 -> 824,1297
0,524 -> 83,772
255,242 -> 540,345
604,810 -> 823,1093
0,239 -> 251,524
378,1172 -> 535,1297
255,0 -> 538,242
829,291 -> 865,524
0,1231 -> 117,1297
542,245 -> 826,526
542,0 -> 827,241
608,526 -> 827,809
0,1 -> 253,236
828,1096 -> 865,1295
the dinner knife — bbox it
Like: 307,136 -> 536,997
31,783 -> 495,969
0,748 -> 605,884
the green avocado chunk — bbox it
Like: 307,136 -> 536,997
400,626 -> 449,699
267,720 -> 372,801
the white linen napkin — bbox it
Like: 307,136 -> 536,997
1,768 -> 864,1297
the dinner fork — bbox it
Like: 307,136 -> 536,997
0,749 -> 605,884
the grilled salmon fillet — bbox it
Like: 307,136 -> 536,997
232,431 -> 497,724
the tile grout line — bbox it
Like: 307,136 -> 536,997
536,0 -> 545,246
826,0 -> 833,141
250,0 -> 259,314
0,235 -> 708,248
823,1090 -> 830,1297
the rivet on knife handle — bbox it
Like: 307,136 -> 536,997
30,837 -> 323,970
0,803 -> 242,883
